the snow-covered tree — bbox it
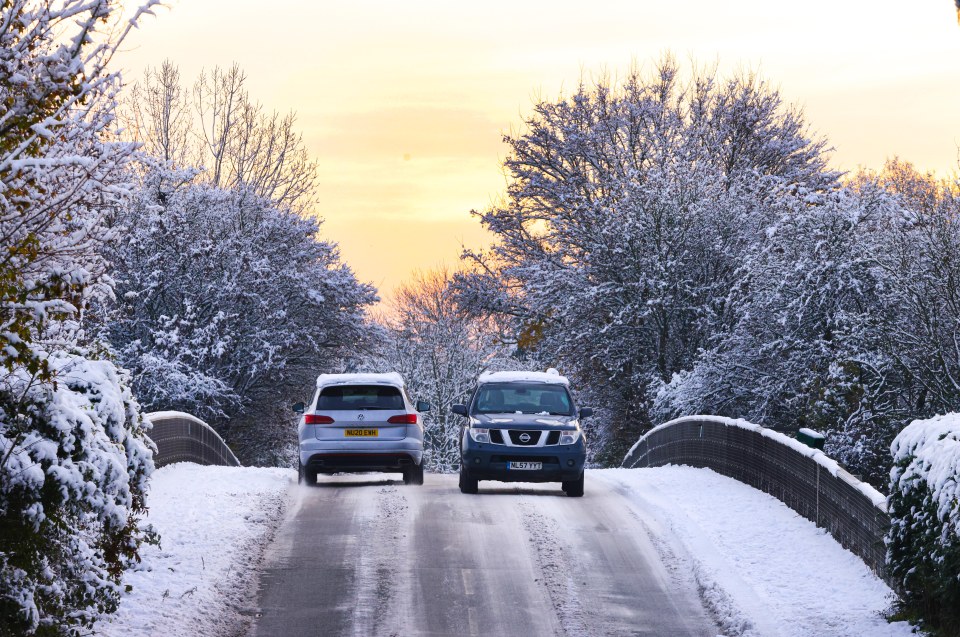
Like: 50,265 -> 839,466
869,160 -> 960,417
380,269 -> 521,472
653,184 -> 904,485
649,159 -> 960,488
0,1 -> 157,633
456,58 -> 837,462
101,167 -> 377,465
109,60 -> 376,465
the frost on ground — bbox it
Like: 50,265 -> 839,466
597,467 -> 913,637
95,463 -> 293,637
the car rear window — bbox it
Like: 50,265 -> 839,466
473,383 -> 572,415
317,385 -> 404,410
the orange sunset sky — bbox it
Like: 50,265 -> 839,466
117,1 -> 960,302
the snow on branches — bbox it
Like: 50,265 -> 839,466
0,352 -> 155,636
457,58 -> 838,463
108,61 -> 376,465
101,168 -> 377,465
0,1 -> 159,634
888,413 -> 960,633
456,57 -> 960,484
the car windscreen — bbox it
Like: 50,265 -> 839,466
317,385 -> 404,410
473,383 -> 572,415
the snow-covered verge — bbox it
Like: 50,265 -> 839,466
597,467 -> 912,637
887,413 -> 960,633
94,464 -> 294,637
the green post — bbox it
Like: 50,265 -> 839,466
796,427 -> 825,450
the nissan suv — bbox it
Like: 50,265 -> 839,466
294,373 -> 429,486
452,370 -> 590,496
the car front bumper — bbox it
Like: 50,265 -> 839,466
461,440 -> 585,482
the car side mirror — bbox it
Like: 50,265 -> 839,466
292,402 -> 305,414
579,407 -> 593,418
451,404 -> 468,416
417,400 -> 431,412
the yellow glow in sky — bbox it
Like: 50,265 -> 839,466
117,0 -> 960,300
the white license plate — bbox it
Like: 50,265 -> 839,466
508,461 -> 542,470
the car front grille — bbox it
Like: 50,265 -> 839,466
508,430 -> 541,446
483,429 -> 567,447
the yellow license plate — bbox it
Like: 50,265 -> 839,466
344,429 -> 378,437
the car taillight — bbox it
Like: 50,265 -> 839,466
387,413 -> 417,424
305,414 -> 334,424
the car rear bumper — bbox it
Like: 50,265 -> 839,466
300,438 -> 423,472
461,443 -> 585,482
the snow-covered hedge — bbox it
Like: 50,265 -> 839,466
0,353 -> 155,636
887,414 -> 960,634
1,0 -> 159,633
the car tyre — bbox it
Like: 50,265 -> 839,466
459,465 -> 479,494
298,459 -> 317,486
404,463 -> 424,486
562,472 -> 584,497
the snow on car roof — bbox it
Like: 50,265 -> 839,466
315,372 -> 405,388
477,369 -> 570,386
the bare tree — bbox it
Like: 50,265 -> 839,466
193,64 -> 318,212
227,101 -> 317,208
122,62 -> 319,212
124,60 -> 193,167
193,64 -> 245,188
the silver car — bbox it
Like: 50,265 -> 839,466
295,373 -> 428,485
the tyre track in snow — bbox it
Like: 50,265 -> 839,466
518,500 -> 592,636
351,485 -> 410,637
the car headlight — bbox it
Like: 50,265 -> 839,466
469,428 -> 490,443
559,430 -> 581,445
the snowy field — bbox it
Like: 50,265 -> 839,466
95,464 -> 294,637
95,464 -> 913,637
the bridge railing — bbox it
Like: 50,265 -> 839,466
146,410 -> 240,468
622,415 -> 890,579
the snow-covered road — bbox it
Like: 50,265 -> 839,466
97,464 -> 913,637
251,472 -> 715,637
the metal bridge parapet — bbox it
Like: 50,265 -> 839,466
622,416 -> 890,581
146,410 -> 241,468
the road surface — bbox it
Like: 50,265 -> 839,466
249,473 -> 718,637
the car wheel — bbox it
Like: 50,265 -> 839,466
298,459 -> 317,486
403,463 -> 424,486
459,465 -> 479,494
562,472 -> 584,497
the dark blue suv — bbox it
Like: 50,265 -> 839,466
452,370 -> 591,497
